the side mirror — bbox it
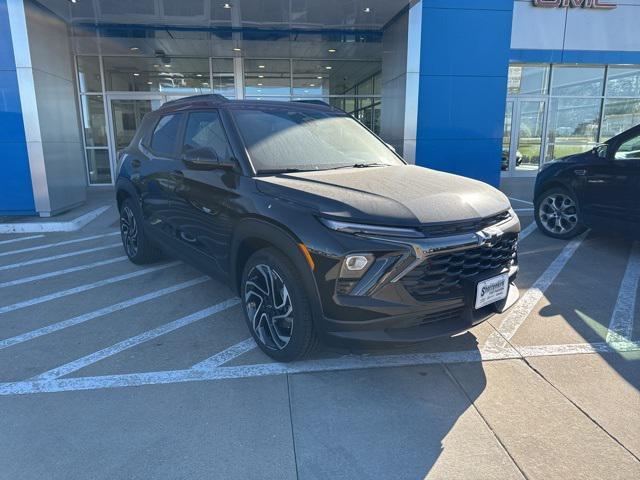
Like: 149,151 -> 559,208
182,147 -> 235,170
593,144 -> 608,159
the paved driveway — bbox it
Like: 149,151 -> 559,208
0,203 -> 638,479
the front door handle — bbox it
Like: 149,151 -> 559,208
574,169 -> 586,176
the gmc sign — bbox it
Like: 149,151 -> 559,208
533,0 -> 616,8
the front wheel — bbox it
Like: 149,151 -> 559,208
534,187 -> 586,239
241,248 -> 319,362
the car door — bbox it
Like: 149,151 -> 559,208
582,128 -> 640,228
138,112 -> 186,237
167,109 -> 243,275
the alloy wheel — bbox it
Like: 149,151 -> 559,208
538,193 -> 579,235
244,264 -> 294,350
120,205 -> 139,258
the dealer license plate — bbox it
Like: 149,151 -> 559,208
475,274 -> 509,309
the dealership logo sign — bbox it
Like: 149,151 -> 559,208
533,0 -> 616,8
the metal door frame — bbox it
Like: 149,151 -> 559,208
502,96 -> 549,178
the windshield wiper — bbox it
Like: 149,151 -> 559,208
256,168 -> 308,175
326,163 -> 391,171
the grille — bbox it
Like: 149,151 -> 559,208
402,233 -> 517,301
419,211 -> 511,237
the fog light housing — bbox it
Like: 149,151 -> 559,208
336,254 -> 374,295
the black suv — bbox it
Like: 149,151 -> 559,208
534,124 -> 640,239
116,95 -> 521,361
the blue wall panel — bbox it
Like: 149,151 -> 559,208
0,0 -> 35,215
415,0 -> 514,187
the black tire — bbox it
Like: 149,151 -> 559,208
119,197 -> 161,264
534,187 -> 587,239
240,247 -> 319,362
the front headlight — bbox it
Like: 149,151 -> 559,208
318,218 -> 424,238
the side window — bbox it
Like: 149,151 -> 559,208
150,114 -> 182,155
614,133 -> 640,160
182,111 -> 233,162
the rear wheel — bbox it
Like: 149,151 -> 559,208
241,248 -> 319,362
119,198 -> 161,264
534,187 -> 586,239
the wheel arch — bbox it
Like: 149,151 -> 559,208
230,217 -> 324,320
115,178 -> 139,212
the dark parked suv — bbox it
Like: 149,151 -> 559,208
116,95 -> 521,361
534,124 -> 640,239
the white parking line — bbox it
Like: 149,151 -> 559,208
484,233 -> 587,351
192,338 -> 257,370
2,340 -> 638,396
606,241 -> 640,345
0,261 -> 181,314
514,208 -> 534,213
0,256 -> 128,288
0,277 -> 210,350
0,243 -> 121,271
509,197 -> 534,206
31,299 -> 241,381
0,234 -> 45,246
0,231 -> 119,258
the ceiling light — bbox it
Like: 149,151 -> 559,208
133,73 -> 140,76
196,74 -> 203,77
153,64 -> 159,67
202,82 -> 209,86
223,2 -> 232,8
257,83 -> 263,86
309,84 -> 315,87
258,75 -> 264,78
147,81 -> 153,85
317,76 -> 323,79
363,7 -> 371,13
233,47 -> 241,52
258,65 -> 265,69
325,66 -> 332,70
328,48 -> 336,53
129,46 -> 139,51
70,0 -> 77,3
164,64 -> 171,68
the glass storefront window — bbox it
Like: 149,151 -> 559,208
211,58 -> 235,98
245,59 -> 291,97
606,67 -> 640,97
80,95 -> 107,147
103,57 -> 211,93
292,60 -> 380,96
600,98 -> 640,141
546,98 -> 601,161
85,149 -> 111,184
77,56 -> 102,92
502,102 -> 513,171
551,66 -> 605,96
508,65 -> 549,95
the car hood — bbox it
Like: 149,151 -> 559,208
255,165 -> 510,226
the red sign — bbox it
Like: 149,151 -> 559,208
533,0 -> 616,8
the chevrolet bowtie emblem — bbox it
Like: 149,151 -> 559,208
477,226 -> 504,246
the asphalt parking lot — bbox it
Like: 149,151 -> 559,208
0,200 -> 638,480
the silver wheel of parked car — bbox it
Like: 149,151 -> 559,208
120,205 -> 139,258
538,192 -> 579,235
244,264 -> 294,350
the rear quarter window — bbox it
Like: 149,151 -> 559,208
150,114 -> 183,155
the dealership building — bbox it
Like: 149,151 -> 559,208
1,0 -> 639,216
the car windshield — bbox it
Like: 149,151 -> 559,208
230,106 -> 404,173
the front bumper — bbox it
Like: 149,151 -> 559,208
310,212 -> 521,347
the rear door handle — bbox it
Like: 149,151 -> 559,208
574,169 -> 586,176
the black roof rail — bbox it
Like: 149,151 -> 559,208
160,94 -> 228,108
